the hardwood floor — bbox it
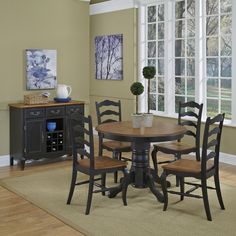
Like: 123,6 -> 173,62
0,138 -> 236,236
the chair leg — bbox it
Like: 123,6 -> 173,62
122,168 -> 130,206
160,171 -> 168,211
113,151 -> 119,183
180,177 -> 184,201
151,146 -> 158,176
67,167 -> 77,204
201,178 -> 212,221
214,171 -> 225,210
85,175 -> 94,215
101,173 -> 106,196
175,154 -> 181,187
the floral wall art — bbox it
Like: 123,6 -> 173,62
95,34 -> 123,80
26,49 -> 57,90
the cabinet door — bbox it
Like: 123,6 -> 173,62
66,105 -> 84,153
25,119 -> 45,158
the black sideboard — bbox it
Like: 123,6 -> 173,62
9,100 -> 84,170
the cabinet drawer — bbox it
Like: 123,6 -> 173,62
46,107 -> 65,117
66,105 -> 84,115
25,108 -> 45,118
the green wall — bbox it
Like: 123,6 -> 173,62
90,8 -> 138,124
0,0 -> 90,155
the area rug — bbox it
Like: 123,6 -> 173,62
1,167 -> 236,236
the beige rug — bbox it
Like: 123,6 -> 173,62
1,167 -> 236,236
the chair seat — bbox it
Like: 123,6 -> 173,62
78,155 -> 127,170
162,159 -> 214,174
154,141 -> 196,154
102,141 -> 131,152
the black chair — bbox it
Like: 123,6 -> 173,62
160,113 -> 225,221
67,113 -> 127,215
96,100 -> 132,183
151,101 -> 203,185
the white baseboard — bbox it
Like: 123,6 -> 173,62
1,151 -> 235,167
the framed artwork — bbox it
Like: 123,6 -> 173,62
26,49 -> 57,90
95,34 -> 123,80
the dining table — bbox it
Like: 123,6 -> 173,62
96,120 -> 186,202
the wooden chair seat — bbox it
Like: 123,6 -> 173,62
102,141 -> 131,152
155,142 -> 196,155
79,156 -> 127,170
162,159 -> 213,174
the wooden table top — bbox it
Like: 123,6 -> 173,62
96,121 -> 186,141
8,100 -> 85,109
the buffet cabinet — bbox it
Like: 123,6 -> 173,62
9,101 -> 84,170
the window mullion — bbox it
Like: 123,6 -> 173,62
232,0 -> 236,123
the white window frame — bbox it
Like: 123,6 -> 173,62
137,0 -> 236,126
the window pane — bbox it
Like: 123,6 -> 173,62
220,0 -> 232,14
175,59 -> 185,76
150,79 -> 156,93
158,4 -> 165,21
187,19 -> 195,37
158,41 -> 164,57
206,0 -> 218,15
148,42 -> 156,58
158,59 -> 164,75
148,6 -> 156,22
148,59 -> 156,67
150,94 -> 156,110
158,95 -> 165,111
221,15 -> 232,35
221,36 -> 232,56
207,99 -> 219,117
187,39 -> 195,57
175,96 -> 185,113
207,58 -> 219,77
187,78 -> 195,95
158,77 -> 164,93
175,20 -> 185,38
148,24 -> 156,40
206,16 -> 218,36
175,77 -> 185,95
187,59 -> 195,76
206,37 -> 219,56
175,40 -> 185,57
221,100 -> 231,119
176,1 -> 185,19
207,79 -> 219,97
158,23 -> 165,39
221,58 -> 232,77
187,0 -> 195,17
221,79 -> 231,99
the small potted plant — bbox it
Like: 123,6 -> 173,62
142,66 -> 156,127
130,82 -> 144,128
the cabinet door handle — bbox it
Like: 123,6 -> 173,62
30,111 -> 40,116
51,110 -> 60,115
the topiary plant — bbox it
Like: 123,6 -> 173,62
130,82 -> 144,114
142,66 -> 156,113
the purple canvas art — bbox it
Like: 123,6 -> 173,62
95,34 -> 123,80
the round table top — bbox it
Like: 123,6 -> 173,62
96,120 -> 186,142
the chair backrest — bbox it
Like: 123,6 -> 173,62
70,113 -> 95,169
178,101 -> 203,159
201,113 -> 225,174
96,100 -> 122,125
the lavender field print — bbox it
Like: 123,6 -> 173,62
26,49 -> 57,90
95,34 -> 123,80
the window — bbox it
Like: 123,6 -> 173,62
139,0 -> 234,123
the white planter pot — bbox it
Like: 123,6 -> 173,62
143,113 -> 153,127
131,114 -> 143,128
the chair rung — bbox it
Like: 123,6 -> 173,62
186,186 -> 199,194
168,190 -> 203,199
184,181 -> 216,190
75,177 -> 102,186
121,157 -> 132,162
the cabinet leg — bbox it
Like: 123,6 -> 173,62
20,160 -> 25,170
10,156 -> 14,166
